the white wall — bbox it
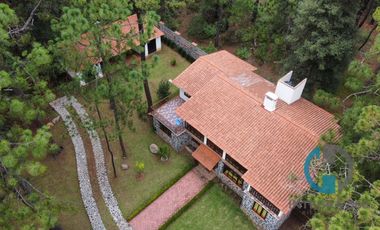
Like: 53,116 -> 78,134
179,88 -> 190,101
275,71 -> 307,104
144,43 -> 149,57
156,36 -> 162,51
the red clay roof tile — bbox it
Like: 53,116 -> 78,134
174,50 -> 339,214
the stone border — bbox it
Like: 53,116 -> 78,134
50,97 -> 106,230
69,97 -> 131,230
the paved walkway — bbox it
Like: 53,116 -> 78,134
130,165 -> 215,230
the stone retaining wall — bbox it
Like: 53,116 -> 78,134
158,22 -> 207,61
153,117 -> 190,152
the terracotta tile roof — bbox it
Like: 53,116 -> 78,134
175,50 -> 339,215
192,144 -> 221,171
78,14 -> 164,64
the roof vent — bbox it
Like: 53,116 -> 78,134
263,92 -> 278,112
275,71 -> 307,104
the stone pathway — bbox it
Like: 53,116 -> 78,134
130,165 -> 215,230
50,97 -> 106,230
51,96 -> 130,230
70,97 -> 130,230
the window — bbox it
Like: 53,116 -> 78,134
187,137 -> 200,152
250,187 -> 280,215
252,202 -> 268,219
185,122 -> 204,141
225,154 -> 247,174
206,139 -> 223,156
184,91 -> 191,98
158,121 -> 172,137
223,165 -> 244,188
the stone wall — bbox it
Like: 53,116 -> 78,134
214,161 -> 245,197
241,190 -> 288,230
215,160 -> 287,230
153,117 -> 190,152
158,22 -> 207,61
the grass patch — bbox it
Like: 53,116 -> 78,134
161,182 -> 255,230
147,45 -> 190,102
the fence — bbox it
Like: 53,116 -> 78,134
158,22 -> 207,61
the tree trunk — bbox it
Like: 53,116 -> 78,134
214,0 -> 223,48
358,0 -> 375,28
251,0 -> 259,24
135,9 -> 153,113
107,78 -> 128,158
358,23 -> 377,51
101,58 -> 128,159
95,101 -> 117,178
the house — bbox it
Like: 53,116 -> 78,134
151,51 -> 339,230
68,14 -> 164,85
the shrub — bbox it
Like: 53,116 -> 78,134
170,58 -> 177,66
203,24 -> 217,38
135,161 -> 145,175
235,47 -> 251,60
49,144 -> 62,156
82,65 -> 97,83
157,80 -> 171,100
201,41 -> 217,54
188,15 -> 206,38
188,15 -> 215,40
158,145 -> 170,159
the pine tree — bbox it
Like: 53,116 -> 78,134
52,1 -> 159,158
0,3 -> 60,229
284,0 -> 359,93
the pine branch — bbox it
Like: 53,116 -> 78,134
8,0 -> 43,38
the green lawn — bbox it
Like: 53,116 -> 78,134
147,44 -> 190,102
163,183 -> 256,230
33,44 -> 194,228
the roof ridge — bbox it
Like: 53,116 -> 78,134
200,54 -> 322,138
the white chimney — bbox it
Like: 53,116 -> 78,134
275,71 -> 307,104
263,92 -> 278,112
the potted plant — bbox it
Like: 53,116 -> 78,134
135,161 -> 145,180
158,146 -> 170,161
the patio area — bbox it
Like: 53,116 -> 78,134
152,96 -> 190,152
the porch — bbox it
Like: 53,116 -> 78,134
151,96 -> 190,151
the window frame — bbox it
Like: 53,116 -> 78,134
206,139 -> 223,156
223,164 -> 244,188
250,187 -> 280,215
185,122 -> 204,141
252,202 -> 268,219
225,154 -> 247,174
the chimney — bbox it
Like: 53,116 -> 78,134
263,92 -> 278,112
275,71 -> 307,104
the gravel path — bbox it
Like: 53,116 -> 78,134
130,165 -> 215,230
69,97 -> 131,230
50,97 -> 106,230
